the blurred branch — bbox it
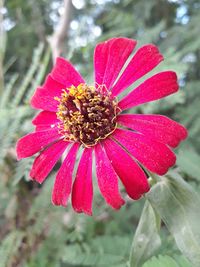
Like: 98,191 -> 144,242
0,0 -> 5,94
48,0 -> 72,63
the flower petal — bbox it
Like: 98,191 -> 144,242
30,140 -> 69,184
94,38 -> 116,86
111,44 -> 163,97
94,38 -> 137,89
118,114 -> 188,148
112,128 -> 176,175
103,138 -> 149,200
42,74 -> 65,95
32,111 -> 58,126
51,57 -> 85,87
35,125 -> 58,132
16,128 -> 61,160
118,71 -> 178,110
31,74 -> 67,111
72,148 -> 93,215
94,143 -> 125,209
30,87 -> 59,112
52,143 -> 79,207
32,111 -> 59,132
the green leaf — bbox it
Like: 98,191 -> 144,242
13,157 -> 34,185
61,244 -> 127,267
177,149 -> 200,181
142,255 -> 179,267
91,235 -> 131,258
142,255 -> 194,267
130,201 -> 161,267
146,172 -> 200,267
174,255 -> 195,267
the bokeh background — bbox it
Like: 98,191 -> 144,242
0,0 -> 200,266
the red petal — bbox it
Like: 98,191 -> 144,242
103,138 -> 149,200
42,74 -> 65,93
31,74 -> 67,111
94,38 -> 116,87
16,129 -> 61,160
94,143 -> 125,209
111,44 -> 163,97
119,71 -> 178,110
118,114 -> 188,148
32,111 -> 59,132
35,125 -> 58,132
30,140 -> 69,184
52,143 -> 79,207
30,87 -> 58,112
112,128 -> 176,175
51,57 -> 85,87
94,38 -> 137,89
72,148 -> 93,215
32,111 -> 58,126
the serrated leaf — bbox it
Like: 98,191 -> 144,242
146,172 -> 200,267
130,201 -> 161,267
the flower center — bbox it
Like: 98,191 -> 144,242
55,83 -> 118,147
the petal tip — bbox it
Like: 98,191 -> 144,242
114,199 -> 125,210
73,207 -> 93,216
51,198 -> 67,208
85,210 -> 93,216
182,126 -> 188,140
16,140 -> 23,160
16,147 -> 21,161
16,155 -> 21,161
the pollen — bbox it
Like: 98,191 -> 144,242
55,83 -> 118,147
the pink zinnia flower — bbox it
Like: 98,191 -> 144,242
16,37 -> 187,215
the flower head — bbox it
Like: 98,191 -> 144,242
16,37 -> 187,215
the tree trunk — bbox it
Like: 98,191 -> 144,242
48,0 -> 72,63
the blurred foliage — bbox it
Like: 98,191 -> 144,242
0,0 -> 200,266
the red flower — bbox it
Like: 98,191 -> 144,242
16,38 -> 187,215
